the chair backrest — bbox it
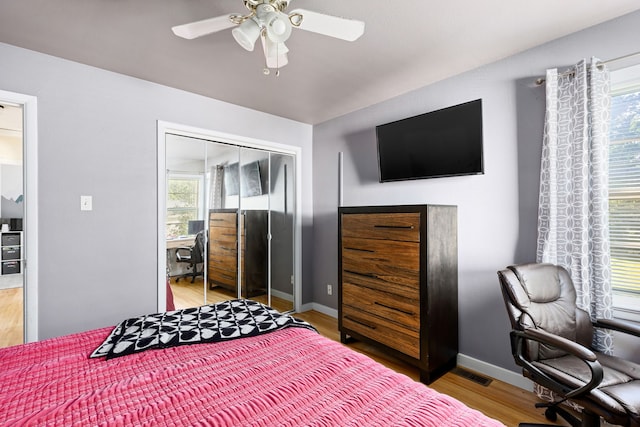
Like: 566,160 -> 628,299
498,263 -> 594,361
193,230 -> 205,264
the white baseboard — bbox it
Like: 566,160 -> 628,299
271,289 -> 293,302
299,302 -> 338,319
457,353 -> 533,391
297,303 -> 531,391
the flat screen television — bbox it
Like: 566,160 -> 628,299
376,99 -> 484,182
223,161 -> 263,197
187,220 -> 205,235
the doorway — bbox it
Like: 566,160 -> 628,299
157,121 -> 301,314
0,89 -> 38,347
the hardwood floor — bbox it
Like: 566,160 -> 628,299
0,287 -> 23,348
294,310 -> 571,427
169,276 -> 294,313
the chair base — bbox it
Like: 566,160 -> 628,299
174,264 -> 203,284
520,402 -> 601,427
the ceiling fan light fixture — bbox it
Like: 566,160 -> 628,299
232,17 -> 260,51
263,37 -> 289,58
265,12 -> 292,43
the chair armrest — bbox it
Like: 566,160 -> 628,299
523,328 -> 597,361
511,329 -> 603,399
594,318 -> 640,338
175,246 -> 193,261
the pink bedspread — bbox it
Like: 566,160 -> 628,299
0,326 -> 504,426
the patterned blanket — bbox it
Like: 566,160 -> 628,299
91,299 -> 316,359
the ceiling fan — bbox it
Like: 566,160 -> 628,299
172,0 -> 365,75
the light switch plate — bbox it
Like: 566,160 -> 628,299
80,195 -> 93,211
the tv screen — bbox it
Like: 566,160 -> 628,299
376,99 -> 484,182
187,220 -> 205,235
223,161 -> 263,197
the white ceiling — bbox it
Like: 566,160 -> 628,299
1,1 -> 640,124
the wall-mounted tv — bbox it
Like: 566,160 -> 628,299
223,160 -> 264,197
376,99 -> 484,182
187,220 -> 205,235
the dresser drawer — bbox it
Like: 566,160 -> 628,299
209,238 -> 236,257
209,250 -> 237,269
209,213 -> 237,228
342,282 -> 419,331
342,305 -> 419,359
209,267 -> 237,288
210,225 -> 237,242
341,213 -> 420,242
342,237 -> 420,282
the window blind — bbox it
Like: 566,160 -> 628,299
609,87 -> 640,295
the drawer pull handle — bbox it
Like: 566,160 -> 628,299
344,316 -> 376,330
374,225 -> 414,229
374,301 -> 415,316
344,270 -> 378,279
344,247 -> 375,253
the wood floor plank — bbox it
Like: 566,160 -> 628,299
294,310 -> 571,427
0,287 -> 23,348
169,276 -> 293,313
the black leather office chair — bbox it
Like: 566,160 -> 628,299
175,230 -> 205,283
497,263 -> 640,427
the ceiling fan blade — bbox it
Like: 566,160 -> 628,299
172,15 -> 236,40
289,9 -> 364,41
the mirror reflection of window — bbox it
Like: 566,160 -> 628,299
166,174 -> 204,239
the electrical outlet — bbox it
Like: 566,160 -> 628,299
327,284 -> 333,295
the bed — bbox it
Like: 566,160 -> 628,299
0,299 -> 505,426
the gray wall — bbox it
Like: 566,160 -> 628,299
0,42 -> 312,340
312,11 -> 640,372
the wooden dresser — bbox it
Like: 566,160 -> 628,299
338,205 -> 458,384
208,209 -> 267,297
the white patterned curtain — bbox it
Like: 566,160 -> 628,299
209,165 -> 224,210
536,58 -> 613,354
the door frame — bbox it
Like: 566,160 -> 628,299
0,89 -> 39,343
157,120 -> 302,312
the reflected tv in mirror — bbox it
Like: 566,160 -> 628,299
376,99 -> 484,182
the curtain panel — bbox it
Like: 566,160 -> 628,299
209,165 -> 224,210
536,58 -> 613,354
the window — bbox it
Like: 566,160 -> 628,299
609,64 -> 640,320
166,174 -> 203,239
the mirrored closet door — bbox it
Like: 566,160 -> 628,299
164,133 -> 295,313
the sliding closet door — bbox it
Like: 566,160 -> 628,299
268,153 -> 295,312
205,142 -> 240,301
237,148 -> 270,302
165,134 -> 209,307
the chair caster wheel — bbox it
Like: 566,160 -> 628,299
544,407 -> 557,422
